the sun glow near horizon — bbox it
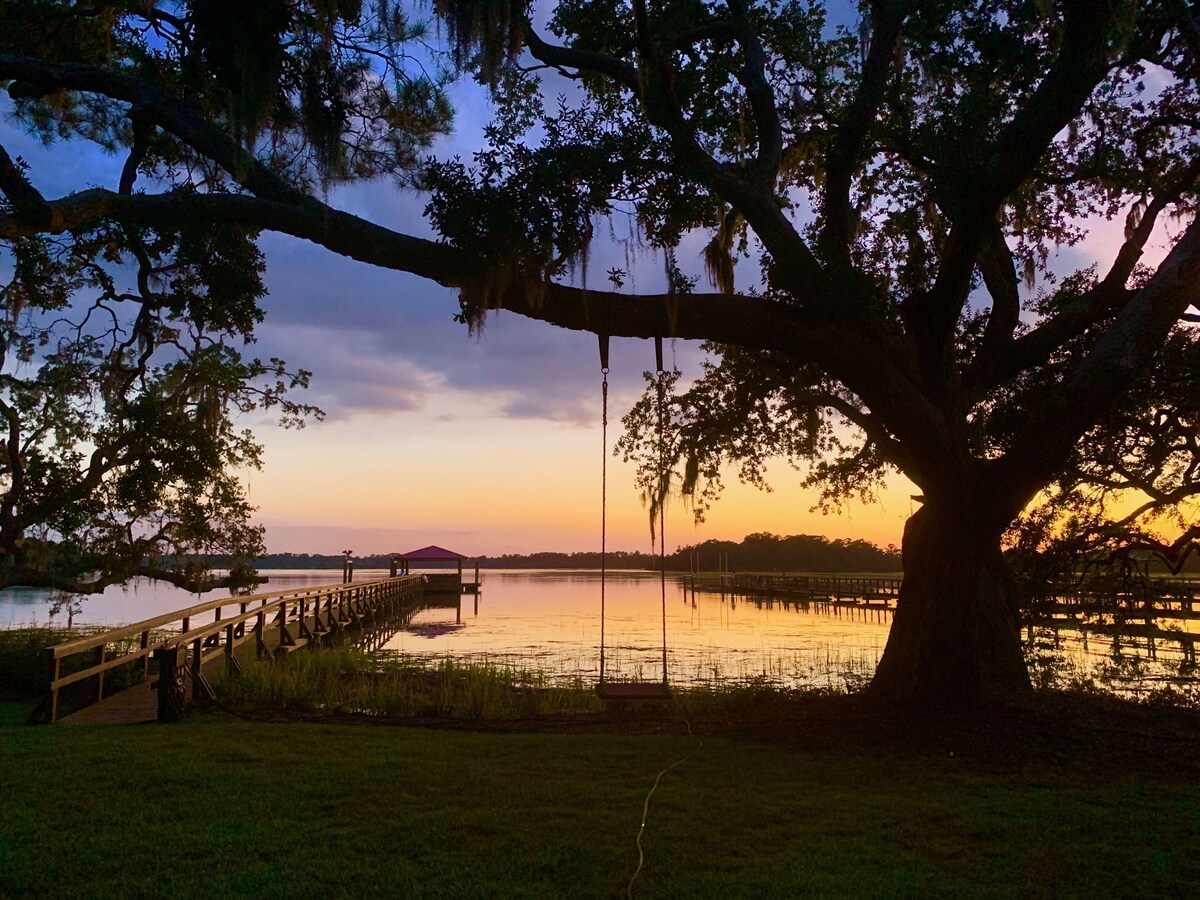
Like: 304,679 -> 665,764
247,401 -> 915,557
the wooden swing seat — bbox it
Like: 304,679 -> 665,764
596,681 -> 672,701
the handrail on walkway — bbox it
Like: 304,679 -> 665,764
44,575 -> 423,723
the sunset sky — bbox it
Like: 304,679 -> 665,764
0,45 -> 1178,558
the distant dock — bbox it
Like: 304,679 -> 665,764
690,573 -> 902,609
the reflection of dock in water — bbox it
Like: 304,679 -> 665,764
690,573 -> 1200,668
688,573 -> 900,619
1026,617 -> 1199,670
1025,578 -> 1200,673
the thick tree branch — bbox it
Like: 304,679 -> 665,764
901,0 -> 1115,358
820,0 -> 906,263
134,563 -> 267,593
0,142 -> 51,226
0,186 -> 828,350
1101,157 -> 1200,292
2,49 -> 835,333
968,156 -> 1200,389
118,116 -> 154,195
728,0 -> 783,184
521,30 -> 638,90
994,216 -> 1200,511
0,53 -> 312,205
0,560 -> 262,595
973,223 -> 1022,370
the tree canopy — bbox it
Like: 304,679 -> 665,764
1,0 -> 1198,701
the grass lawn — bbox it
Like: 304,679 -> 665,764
2,701 -> 1198,898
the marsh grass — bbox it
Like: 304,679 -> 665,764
213,644 -> 879,723
216,633 -> 1200,726
216,648 -> 609,719
0,626 -> 71,699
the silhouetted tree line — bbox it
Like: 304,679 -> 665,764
194,534 -> 900,573
475,551 -> 663,569
671,533 -> 901,573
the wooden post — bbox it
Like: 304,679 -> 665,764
155,646 -> 186,722
46,647 -> 59,724
191,637 -> 203,689
256,610 -> 267,658
95,644 -> 107,702
140,630 -> 151,680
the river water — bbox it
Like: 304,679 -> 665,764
1,568 -> 1195,695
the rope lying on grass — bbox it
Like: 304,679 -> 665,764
626,720 -> 704,898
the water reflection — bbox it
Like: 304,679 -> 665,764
1025,619 -> 1200,698
384,570 -> 890,689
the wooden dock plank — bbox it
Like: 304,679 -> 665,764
60,681 -> 158,725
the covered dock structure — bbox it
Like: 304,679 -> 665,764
392,545 -> 480,596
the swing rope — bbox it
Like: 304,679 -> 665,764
599,334 -> 609,686
597,333 -> 670,697
655,337 -> 668,686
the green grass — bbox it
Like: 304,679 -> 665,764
2,715 -> 1197,898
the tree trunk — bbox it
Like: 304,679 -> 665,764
869,502 -> 1030,705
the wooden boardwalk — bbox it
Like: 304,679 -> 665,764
691,574 -> 903,607
47,576 -> 427,726
60,680 -> 161,726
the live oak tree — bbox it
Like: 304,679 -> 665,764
1,0 -> 1198,702
0,196 -> 322,593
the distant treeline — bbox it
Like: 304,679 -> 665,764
179,538 -> 1200,578
669,533 -> 901,573
197,533 -> 901,573
474,534 -> 901,572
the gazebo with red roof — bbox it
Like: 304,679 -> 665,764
392,545 -> 479,595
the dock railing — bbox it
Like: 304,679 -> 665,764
44,576 -> 423,723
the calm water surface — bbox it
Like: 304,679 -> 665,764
388,570 -> 891,688
1,568 -> 1195,693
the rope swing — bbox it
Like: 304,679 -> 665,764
597,333 -> 671,701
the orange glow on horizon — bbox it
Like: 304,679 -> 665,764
248,403 -> 915,556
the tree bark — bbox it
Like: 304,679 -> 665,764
869,502 -> 1030,705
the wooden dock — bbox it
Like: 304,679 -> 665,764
690,574 -> 903,608
45,576 -> 427,726
690,573 -> 1200,629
